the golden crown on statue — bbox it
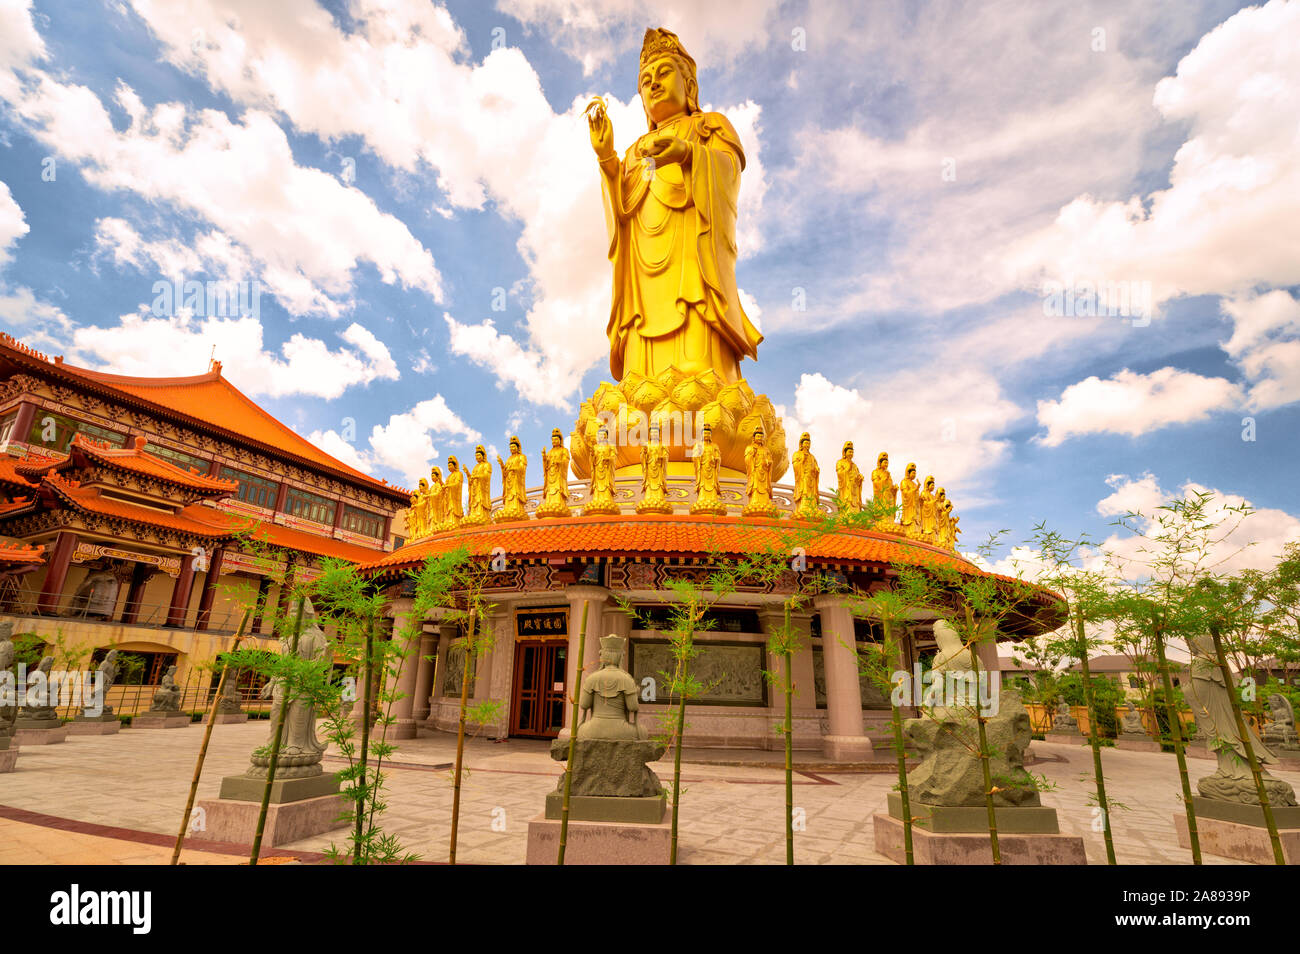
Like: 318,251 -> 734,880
639,27 -> 697,77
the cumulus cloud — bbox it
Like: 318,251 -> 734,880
1035,367 -> 1243,446
70,312 -> 400,400
312,394 -> 483,486
781,368 -> 1021,503
1097,472 -> 1300,577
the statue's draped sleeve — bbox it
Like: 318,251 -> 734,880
599,111 -> 764,381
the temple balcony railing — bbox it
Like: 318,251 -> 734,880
0,595 -> 262,638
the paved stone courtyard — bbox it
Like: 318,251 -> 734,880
2,724 -> 1294,864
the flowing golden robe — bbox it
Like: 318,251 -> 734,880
899,473 -> 919,530
599,111 -> 763,382
792,446 -> 820,519
466,459 -> 492,524
836,457 -> 862,512
445,466 -> 464,524
497,451 -> 528,521
536,444 -> 571,518
586,442 -> 619,515
638,440 -> 671,513
692,438 -> 724,513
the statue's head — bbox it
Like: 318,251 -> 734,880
475,444 -> 486,462
924,475 -> 935,492
842,440 -> 853,459
431,465 -> 443,483
509,435 -> 520,453
937,487 -> 947,502
551,427 -> 563,447
599,634 -> 626,666
597,425 -> 609,444
447,455 -> 459,472
906,462 -> 916,479
702,423 -> 713,443
418,478 -> 429,493
799,431 -> 810,450
104,649 -> 117,664
877,452 -> 888,468
752,427 -> 766,446
638,28 -> 699,129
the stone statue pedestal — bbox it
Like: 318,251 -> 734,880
201,712 -> 248,725
526,815 -> 672,864
1043,731 -> 1085,745
67,714 -> 121,736
194,769 -> 345,849
1174,797 -> 1300,864
131,710 -> 192,729
875,793 -> 1087,864
12,714 -> 67,745
1116,733 -> 1161,752
0,734 -> 17,773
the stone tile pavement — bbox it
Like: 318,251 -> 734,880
1,724 -> 1295,864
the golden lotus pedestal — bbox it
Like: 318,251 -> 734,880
569,370 -> 788,481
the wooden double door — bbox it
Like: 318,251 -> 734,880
510,641 -> 567,738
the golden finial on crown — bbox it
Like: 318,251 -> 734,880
639,28 -> 697,77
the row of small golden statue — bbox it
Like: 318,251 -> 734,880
405,426 -> 960,551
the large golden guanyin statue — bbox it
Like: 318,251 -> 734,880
571,28 -> 786,481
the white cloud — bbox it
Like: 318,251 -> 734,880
0,14 -> 445,319
70,312 -> 400,400
1097,473 -> 1300,577
782,369 -> 1021,503
0,180 -> 28,264
1222,290 -> 1300,410
1009,0 -> 1300,321
495,0 -> 782,74
312,395 -> 483,486
1035,367 -> 1242,446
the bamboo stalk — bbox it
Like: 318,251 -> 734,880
353,614 -> 375,864
169,610 -> 250,865
557,601 -> 590,864
1074,612 -> 1116,864
884,619 -> 914,865
249,597 -> 305,866
449,612 -> 475,865
1208,622 -> 1285,865
1153,621 -> 1200,864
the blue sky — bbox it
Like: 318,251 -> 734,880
0,0 -> 1297,573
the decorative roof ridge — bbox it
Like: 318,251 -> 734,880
69,433 -> 238,493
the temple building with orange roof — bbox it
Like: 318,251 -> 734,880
0,333 -> 410,686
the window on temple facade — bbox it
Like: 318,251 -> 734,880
219,465 -> 279,510
285,486 -> 337,526
0,409 -> 17,447
341,504 -> 383,539
145,442 -> 210,473
28,411 -> 126,453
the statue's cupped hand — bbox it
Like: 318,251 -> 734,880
638,134 -> 689,167
586,99 -> 614,159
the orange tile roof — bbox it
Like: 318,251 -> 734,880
363,513 -> 987,576
0,541 -> 44,564
0,455 -> 45,490
0,333 -> 405,500
45,476 -> 233,538
68,434 -> 238,495
217,512 -> 388,564
0,497 -> 36,517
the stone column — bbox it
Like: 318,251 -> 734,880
411,628 -> 437,722
759,607 -> 817,710
384,598 -> 421,740
165,552 -> 196,627
560,585 -> 608,734
814,595 -> 873,761
36,530 -> 77,615
431,620 -> 456,706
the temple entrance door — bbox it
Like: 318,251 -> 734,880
510,641 -> 567,738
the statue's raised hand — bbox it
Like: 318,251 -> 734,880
585,97 -> 613,160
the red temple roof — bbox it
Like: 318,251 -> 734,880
0,333 -> 405,500
44,475 -> 233,538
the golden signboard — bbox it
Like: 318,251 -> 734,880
515,607 -> 567,641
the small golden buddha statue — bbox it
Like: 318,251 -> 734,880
791,431 -> 821,520
835,441 -> 862,513
427,466 -> 446,532
496,436 -> 529,522
947,503 -> 961,550
444,456 -> 464,528
742,427 -> 779,518
935,487 -> 951,547
898,462 -> 920,537
871,452 -> 896,528
464,445 -> 493,526
408,488 -> 425,541
637,421 -> 672,514
535,428 -> 571,518
919,475 -> 937,543
690,422 -> 727,515
585,426 -> 620,515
